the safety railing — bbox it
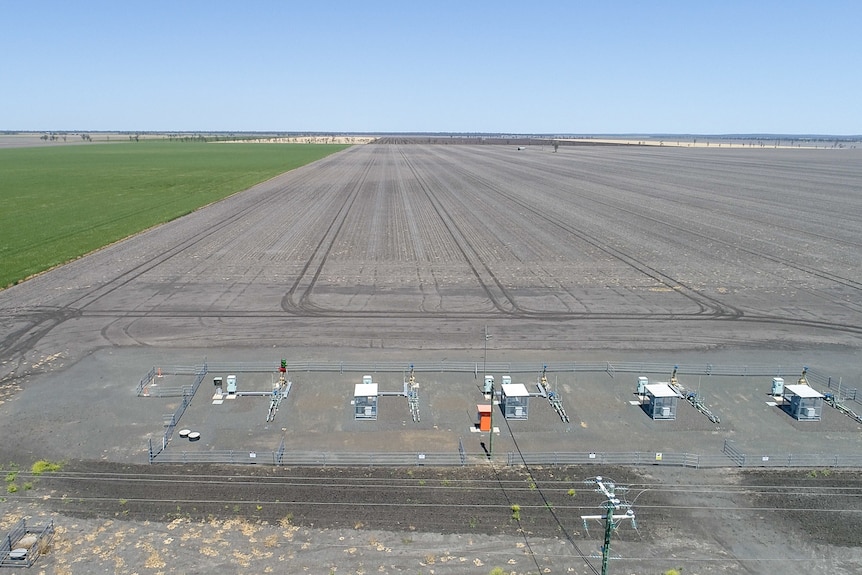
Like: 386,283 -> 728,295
0,518 -> 54,568
149,447 -> 862,469
141,360 -> 818,382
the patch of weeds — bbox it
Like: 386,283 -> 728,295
567,488 -> 577,497
527,480 -> 537,490
469,516 -> 478,529
510,504 -> 521,521
31,460 -> 62,475
441,479 -> 451,487
5,472 -> 17,483
7,484 -> 18,494
418,479 -> 426,486
23,482 -> 33,491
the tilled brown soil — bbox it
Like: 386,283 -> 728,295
33,461 -> 651,539
739,468 -> 862,547
4,460 -> 860,574
3,144 -> 862,573
25,461 -> 862,550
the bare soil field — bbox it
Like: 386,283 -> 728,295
1,144 -> 862,573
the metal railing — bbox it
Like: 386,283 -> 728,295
506,451 -> 711,468
819,373 -> 859,404
0,519 -> 54,568
149,447 -> 862,469
136,364 -> 204,396
149,364 -> 208,461
141,361 -> 861,468
152,450 -> 468,466
140,360 -> 822,384
721,439 -> 862,468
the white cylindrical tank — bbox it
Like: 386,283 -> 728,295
637,376 -> 648,395
772,377 -> 784,396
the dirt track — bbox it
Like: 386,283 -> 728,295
2,143 -> 862,574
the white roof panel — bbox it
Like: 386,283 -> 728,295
784,384 -> 823,398
501,383 -> 529,397
354,383 -> 378,396
644,383 -> 678,398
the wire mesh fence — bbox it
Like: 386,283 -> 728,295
138,360 -> 814,387
140,361 -> 862,469
149,447 -> 862,469
0,518 -> 54,568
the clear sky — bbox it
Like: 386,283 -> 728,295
2,1 -> 860,134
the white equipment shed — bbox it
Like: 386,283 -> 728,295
644,383 -> 678,420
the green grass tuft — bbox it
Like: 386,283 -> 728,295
31,460 -> 63,475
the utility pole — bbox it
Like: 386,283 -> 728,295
484,325 -> 494,457
483,325 -> 491,376
581,476 -> 636,575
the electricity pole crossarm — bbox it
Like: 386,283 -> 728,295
580,512 -> 636,521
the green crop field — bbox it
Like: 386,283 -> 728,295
0,141 -> 349,288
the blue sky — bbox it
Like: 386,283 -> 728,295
2,1 -> 860,134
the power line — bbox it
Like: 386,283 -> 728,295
500,404 -> 601,575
